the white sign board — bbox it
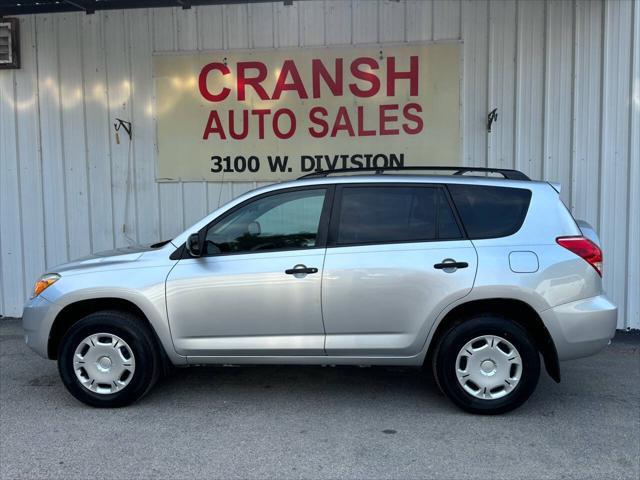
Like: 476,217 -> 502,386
154,43 -> 460,181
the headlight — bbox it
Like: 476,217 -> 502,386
32,273 -> 60,299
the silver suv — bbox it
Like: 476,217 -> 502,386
23,167 -> 617,414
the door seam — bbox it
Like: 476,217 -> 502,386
320,247 -> 329,355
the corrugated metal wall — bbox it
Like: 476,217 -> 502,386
0,0 -> 638,329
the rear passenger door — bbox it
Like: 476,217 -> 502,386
321,184 -> 477,357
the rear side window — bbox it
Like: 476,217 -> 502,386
448,184 -> 532,239
335,186 -> 462,245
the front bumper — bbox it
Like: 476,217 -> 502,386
541,294 -> 617,361
22,295 -> 62,359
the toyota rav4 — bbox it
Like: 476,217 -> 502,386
22,167 -> 617,414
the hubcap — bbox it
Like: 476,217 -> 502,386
480,359 -> 497,375
96,356 -> 113,372
73,333 -> 136,395
455,335 -> 522,400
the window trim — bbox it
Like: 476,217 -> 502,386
177,185 -> 335,259
327,183 -> 467,248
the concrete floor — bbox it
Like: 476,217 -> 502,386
1,317 -> 638,479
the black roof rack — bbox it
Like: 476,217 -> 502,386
298,166 -> 531,181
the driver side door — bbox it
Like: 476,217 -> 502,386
166,186 -> 332,358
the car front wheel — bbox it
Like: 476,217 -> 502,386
433,315 -> 541,414
57,310 -> 160,408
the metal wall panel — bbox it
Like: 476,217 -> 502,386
0,56 -> 23,313
104,10 -> 135,249
249,2 -> 275,47
300,1 -> 325,46
462,0 -> 489,168
407,0 -> 433,43
600,0 -> 635,329
628,0 -> 640,331
543,0 -> 574,206
81,13 -> 115,254
379,0 -> 405,43
487,0 -> 516,171
14,16 -> 46,302
434,0 -> 461,40
0,0 -> 638,330
571,0 -> 603,229
276,0 -> 299,47
515,0 -> 545,180
36,15 -> 68,270
129,9 -> 161,245
59,14 -> 92,260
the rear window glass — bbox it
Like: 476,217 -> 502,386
448,184 -> 532,238
336,186 -> 462,245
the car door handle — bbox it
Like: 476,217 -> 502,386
434,260 -> 469,270
285,264 -> 318,275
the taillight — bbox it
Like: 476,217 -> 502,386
556,236 -> 603,277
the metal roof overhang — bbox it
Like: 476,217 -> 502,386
0,0 -> 293,16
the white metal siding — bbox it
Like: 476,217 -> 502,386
0,0 -> 638,330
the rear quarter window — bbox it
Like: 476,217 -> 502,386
448,184 -> 532,239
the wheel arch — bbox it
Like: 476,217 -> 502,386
47,298 -> 165,364
426,298 -> 561,383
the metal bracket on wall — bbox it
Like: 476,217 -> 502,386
114,118 -> 132,144
487,108 -> 498,132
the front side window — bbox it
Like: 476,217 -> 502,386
335,186 -> 462,245
205,189 -> 327,255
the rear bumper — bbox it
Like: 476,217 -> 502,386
22,295 -> 62,359
541,294 -> 617,361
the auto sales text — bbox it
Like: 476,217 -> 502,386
198,55 -> 424,140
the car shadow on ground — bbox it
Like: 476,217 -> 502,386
147,362 -> 518,414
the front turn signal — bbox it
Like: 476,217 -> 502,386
32,273 -> 60,299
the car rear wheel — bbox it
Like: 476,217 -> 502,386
58,310 -> 160,407
432,315 -> 540,414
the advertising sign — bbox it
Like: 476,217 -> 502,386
154,43 -> 460,181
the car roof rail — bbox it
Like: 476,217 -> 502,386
298,166 -> 531,181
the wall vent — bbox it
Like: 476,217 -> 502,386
0,18 -> 20,69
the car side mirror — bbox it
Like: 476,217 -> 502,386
186,232 -> 202,257
247,221 -> 261,236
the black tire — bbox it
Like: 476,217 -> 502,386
58,310 -> 161,408
432,315 -> 540,415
